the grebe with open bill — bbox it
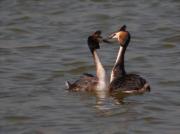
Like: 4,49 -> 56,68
107,25 -> 150,94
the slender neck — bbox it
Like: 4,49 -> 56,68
115,46 -> 126,73
92,50 -> 109,91
110,46 -> 126,82
92,50 -> 106,81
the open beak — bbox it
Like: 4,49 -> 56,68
108,31 -> 120,39
103,32 -> 119,44
108,32 -> 116,39
100,32 -> 119,44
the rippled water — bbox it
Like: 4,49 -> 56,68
0,0 -> 180,134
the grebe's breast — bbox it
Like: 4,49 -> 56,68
109,74 -> 150,94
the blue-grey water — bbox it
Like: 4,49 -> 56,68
0,0 -> 180,134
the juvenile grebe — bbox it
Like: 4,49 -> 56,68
66,31 -> 109,92
108,25 -> 150,94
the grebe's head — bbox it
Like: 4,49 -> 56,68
93,30 -> 102,38
88,30 -> 102,53
108,25 -> 130,47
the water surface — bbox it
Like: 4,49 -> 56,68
0,0 -> 180,134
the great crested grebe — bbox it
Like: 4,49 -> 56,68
65,31 -> 109,92
108,25 -> 150,94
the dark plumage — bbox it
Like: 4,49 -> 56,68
66,74 -> 98,92
109,74 -> 150,93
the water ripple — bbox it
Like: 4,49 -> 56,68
0,0 -> 180,134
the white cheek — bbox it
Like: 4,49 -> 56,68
112,34 -> 117,39
113,33 -> 120,39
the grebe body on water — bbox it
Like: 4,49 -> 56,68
66,31 -> 109,92
108,25 -> 150,94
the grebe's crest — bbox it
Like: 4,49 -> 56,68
119,25 -> 126,31
94,30 -> 101,35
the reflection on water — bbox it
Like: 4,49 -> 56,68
0,0 -> 180,134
